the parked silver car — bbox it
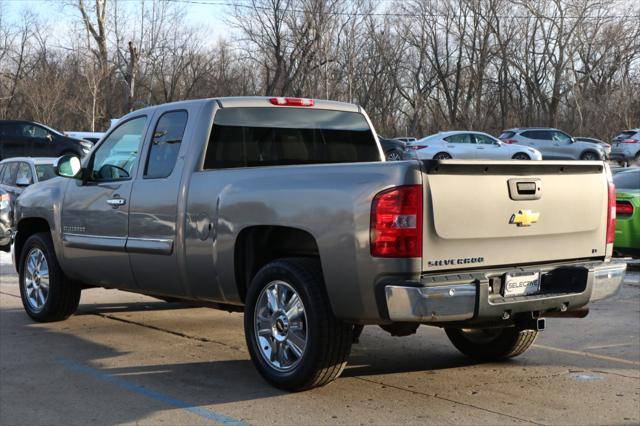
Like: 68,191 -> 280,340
610,129 -> 640,165
499,128 -> 606,160
408,131 -> 542,160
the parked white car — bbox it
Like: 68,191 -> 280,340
408,131 -> 542,160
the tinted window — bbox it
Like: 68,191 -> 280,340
474,134 -> 497,145
499,131 -> 515,139
204,108 -> 379,169
145,111 -> 187,179
91,116 -> 147,181
613,170 -> 640,190
16,162 -> 33,185
522,130 -> 551,140
35,164 -> 56,182
444,134 -> 473,144
17,124 -> 49,138
1,163 -> 17,185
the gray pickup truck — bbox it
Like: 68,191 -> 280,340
11,97 -> 626,391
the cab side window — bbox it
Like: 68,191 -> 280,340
16,162 -> 33,185
91,116 -> 147,182
144,111 -> 187,179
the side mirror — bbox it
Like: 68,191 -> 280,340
15,177 -> 31,187
55,155 -> 82,179
570,138 -> 576,144
46,134 -> 53,142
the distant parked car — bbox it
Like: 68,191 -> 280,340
0,157 -> 58,199
0,120 -> 92,160
394,137 -> 417,143
499,128 -> 606,160
609,129 -> 640,166
574,137 -> 611,158
612,168 -> 640,258
0,187 -> 11,251
64,131 -> 104,144
408,131 -> 542,160
378,137 -> 414,160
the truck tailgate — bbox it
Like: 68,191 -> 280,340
422,161 -> 608,272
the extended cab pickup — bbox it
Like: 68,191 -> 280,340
12,97 -> 626,391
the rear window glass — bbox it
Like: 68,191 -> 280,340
614,131 -> 637,140
498,131 -> 515,139
613,171 -> 640,190
203,108 -> 379,169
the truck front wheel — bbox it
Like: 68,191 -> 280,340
19,232 -> 81,322
244,258 -> 352,391
445,327 -> 537,361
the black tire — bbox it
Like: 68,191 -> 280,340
244,258 -> 352,391
433,152 -> 452,160
386,149 -> 403,161
19,232 -> 81,322
580,151 -> 599,160
512,152 -> 530,160
445,326 -> 537,361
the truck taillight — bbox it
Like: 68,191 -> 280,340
616,200 -> 633,216
269,97 -> 314,107
371,185 -> 423,258
606,181 -> 616,244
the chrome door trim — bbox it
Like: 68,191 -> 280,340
62,233 -> 126,251
126,237 -> 174,255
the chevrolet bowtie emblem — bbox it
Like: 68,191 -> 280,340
510,210 -> 540,227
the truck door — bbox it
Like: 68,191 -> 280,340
60,116 -> 149,289
127,109 -> 190,297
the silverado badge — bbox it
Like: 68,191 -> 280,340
509,210 -> 540,227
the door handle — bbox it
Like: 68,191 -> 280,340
107,198 -> 126,208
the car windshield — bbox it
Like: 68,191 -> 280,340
35,164 -> 57,182
613,170 -> 640,190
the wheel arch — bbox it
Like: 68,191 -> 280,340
234,225 -> 322,304
14,217 -> 52,273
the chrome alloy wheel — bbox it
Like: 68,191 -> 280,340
254,280 -> 308,372
24,248 -> 49,311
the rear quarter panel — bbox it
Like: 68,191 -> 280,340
185,160 -> 424,322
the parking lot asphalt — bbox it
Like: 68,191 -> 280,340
1,251 -> 639,426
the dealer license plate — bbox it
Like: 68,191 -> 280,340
503,272 -> 541,297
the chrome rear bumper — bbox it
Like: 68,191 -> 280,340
385,261 -> 626,323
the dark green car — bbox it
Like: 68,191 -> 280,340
613,168 -> 640,258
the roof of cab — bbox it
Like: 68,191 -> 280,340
118,96 -> 360,121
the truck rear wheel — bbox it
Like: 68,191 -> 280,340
244,258 -> 352,391
19,232 -> 81,322
445,327 -> 537,361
